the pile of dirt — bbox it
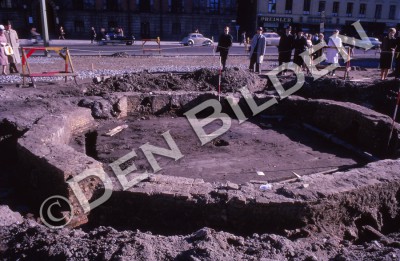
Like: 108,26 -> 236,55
1,220 -> 400,260
85,68 -> 266,96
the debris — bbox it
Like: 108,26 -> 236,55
105,124 -> 128,136
256,171 -> 265,176
302,183 -> 309,188
259,184 -> 272,191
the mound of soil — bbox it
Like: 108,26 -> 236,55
86,68 -> 266,95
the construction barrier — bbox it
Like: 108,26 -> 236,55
20,46 -> 78,88
141,37 -> 161,54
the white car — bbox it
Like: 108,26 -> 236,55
180,33 -> 213,46
263,32 -> 280,46
354,37 -> 382,50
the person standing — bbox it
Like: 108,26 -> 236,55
293,30 -> 307,73
249,27 -> 266,73
278,26 -> 294,75
90,27 -> 97,44
326,29 -> 345,76
216,26 -> 233,71
240,31 -> 246,45
380,28 -> 397,80
4,21 -> 20,74
314,33 -> 326,60
0,25 -> 9,75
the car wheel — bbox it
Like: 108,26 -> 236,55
188,41 -> 194,46
126,41 -> 133,45
204,40 -> 212,46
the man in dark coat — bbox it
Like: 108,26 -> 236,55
278,26 -> 294,75
216,26 -> 233,71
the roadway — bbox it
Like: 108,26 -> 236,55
20,39 -> 381,58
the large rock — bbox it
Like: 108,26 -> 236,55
0,205 -> 23,226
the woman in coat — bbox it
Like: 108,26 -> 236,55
0,25 -> 8,75
326,29 -> 345,76
380,28 -> 397,80
248,27 -> 266,74
4,21 -> 20,74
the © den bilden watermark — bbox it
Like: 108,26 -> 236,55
40,21 -> 373,228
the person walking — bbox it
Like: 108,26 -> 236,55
278,26 -> 294,75
4,21 -> 20,74
90,27 -> 97,44
0,25 -> 9,75
380,28 -> 397,80
216,26 -> 233,71
59,26 -> 66,39
249,27 -> 266,74
326,29 -> 345,76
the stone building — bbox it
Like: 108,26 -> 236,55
0,0 -> 238,41
252,0 -> 400,36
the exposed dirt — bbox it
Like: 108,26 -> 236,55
1,55 -> 400,260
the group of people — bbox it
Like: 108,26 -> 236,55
216,25 -> 344,75
0,21 -> 20,75
90,26 -> 125,44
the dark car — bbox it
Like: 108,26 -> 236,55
99,32 -> 135,45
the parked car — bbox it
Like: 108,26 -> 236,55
263,32 -> 280,46
180,33 -> 213,46
354,37 -> 381,50
98,32 -> 135,45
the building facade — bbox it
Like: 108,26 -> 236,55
0,0 -> 238,41
255,0 -> 400,37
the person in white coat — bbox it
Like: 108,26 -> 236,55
326,29 -> 345,76
248,27 -> 266,73
4,21 -> 20,74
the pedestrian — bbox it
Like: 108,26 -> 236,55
395,31 -> 400,79
380,28 -> 397,80
216,26 -> 233,71
30,27 -> 41,41
59,26 -> 66,39
4,21 -> 20,74
326,29 -> 345,76
314,33 -> 326,60
0,25 -> 9,75
278,26 -> 294,75
240,31 -> 246,45
293,30 -> 307,73
90,27 -> 97,44
248,27 -> 266,74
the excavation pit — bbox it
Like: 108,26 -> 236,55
67,87 -> 400,236
1,64 -> 400,260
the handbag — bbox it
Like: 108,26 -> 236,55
4,44 -> 13,56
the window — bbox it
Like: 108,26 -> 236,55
268,0 -> 276,14
346,3 -> 353,17
359,3 -> 366,18
0,0 -> 14,8
303,0 -> 310,14
389,5 -> 396,20
169,0 -> 184,13
318,1 -> 325,13
332,2 -> 339,16
73,0 -> 84,9
285,0 -> 292,14
139,0 -> 151,12
375,4 -> 382,19
84,0 -> 95,9
105,0 -> 121,11
192,0 -> 200,13
172,22 -> 181,34
208,0 -> 220,14
74,20 -> 84,33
